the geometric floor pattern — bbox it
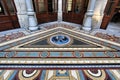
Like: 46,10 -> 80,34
0,26 -> 120,69
3,27 -> 118,52
0,23 -> 120,79
0,69 -> 120,80
0,51 -> 120,58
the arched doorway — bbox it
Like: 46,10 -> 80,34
33,0 -> 88,25
0,0 -> 20,31
33,0 -> 58,24
100,0 -> 119,29
111,5 -> 120,23
62,0 -> 88,24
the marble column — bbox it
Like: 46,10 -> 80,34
58,0 -> 62,22
25,0 -> 38,31
14,0 -> 28,29
82,0 -> 96,31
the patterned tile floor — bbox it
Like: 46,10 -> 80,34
0,51 -> 119,58
0,32 -> 25,43
0,22 -> 119,44
0,28 -> 30,43
0,22 -> 120,80
0,69 -> 120,80
95,32 -> 120,43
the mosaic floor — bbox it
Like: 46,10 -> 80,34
95,32 -> 120,43
0,69 -> 120,80
0,22 -> 120,79
0,25 -> 119,69
0,32 -> 25,43
3,27 -> 118,52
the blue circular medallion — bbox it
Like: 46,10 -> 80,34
105,51 -> 115,57
74,51 -> 82,57
50,35 -> 71,46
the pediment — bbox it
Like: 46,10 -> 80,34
3,27 -> 116,52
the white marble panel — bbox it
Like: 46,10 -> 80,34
92,0 -> 108,29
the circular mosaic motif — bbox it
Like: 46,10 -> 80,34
84,69 -> 106,80
22,70 -> 37,78
18,70 -> 41,80
87,69 -> 102,77
74,51 -> 82,57
40,51 -> 49,57
105,51 -> 116,57
5,52 -> 15,58
49,34 -> 71,46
